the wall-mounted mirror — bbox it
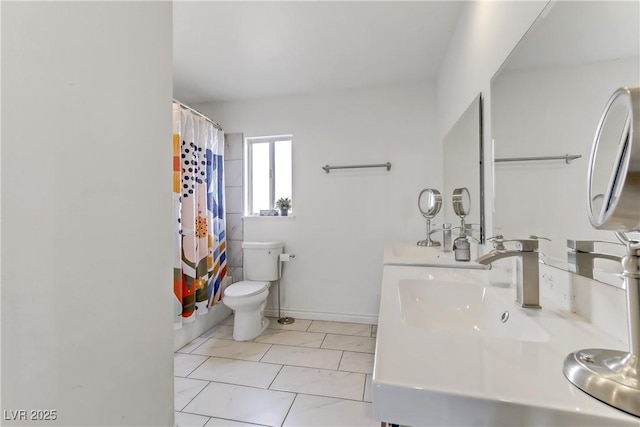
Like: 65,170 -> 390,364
443,94 -> 484,243
491,1 -> 639,278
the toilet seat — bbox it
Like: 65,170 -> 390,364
225,280 -> 269,298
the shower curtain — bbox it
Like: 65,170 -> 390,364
173,102 -> 227,330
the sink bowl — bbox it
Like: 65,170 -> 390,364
398,279 -> 550,342
373,265 -> 635,426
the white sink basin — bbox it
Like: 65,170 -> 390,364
383,243 -> 487,269
373,266 -> 637,426
398,279 -> 550,342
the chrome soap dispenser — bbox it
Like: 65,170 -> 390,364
453,233 -> 470,261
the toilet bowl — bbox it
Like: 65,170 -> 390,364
223,281 -> 270,341
222,241 -> 284,341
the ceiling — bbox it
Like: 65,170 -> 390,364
173,1 -> 465,104
504,1 -> 640,71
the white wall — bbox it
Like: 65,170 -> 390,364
198,82 -> 439,323
437,0 -> 549,237
1,2 -> 174,425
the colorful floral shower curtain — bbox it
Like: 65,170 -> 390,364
173,102 -> 227,330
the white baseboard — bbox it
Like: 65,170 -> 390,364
264,306 -> 378,325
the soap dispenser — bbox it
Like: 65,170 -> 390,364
453,221 -> 470,261
453,233 -> 471,261
487,235 -> 516,287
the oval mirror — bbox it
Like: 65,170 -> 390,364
452,187 -> 471,218
587,87 -> 640,232
418,188 -> 442,218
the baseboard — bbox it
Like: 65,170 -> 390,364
264,307 -> 378,325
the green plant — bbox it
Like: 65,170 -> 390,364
275,197 -> 291,210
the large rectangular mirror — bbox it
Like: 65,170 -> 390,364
491,1 -> 639,277
444,94 -> 484,243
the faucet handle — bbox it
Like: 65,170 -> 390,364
529,234 -> 551,241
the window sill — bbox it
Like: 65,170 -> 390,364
242,215 -> 296,221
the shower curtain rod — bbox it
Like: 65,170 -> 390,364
173,99 -> 223,131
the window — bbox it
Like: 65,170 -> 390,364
246,135 -> 292,215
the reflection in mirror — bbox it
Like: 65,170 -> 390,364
452,187 -> 470,217
491,1 -> 639,277
567,239 -> 623,288
443,94 -> 484,243
452,187 -> 471,236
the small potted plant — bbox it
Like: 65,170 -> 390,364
275,197 -> 292,216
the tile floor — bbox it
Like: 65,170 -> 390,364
175,316 -> 379,427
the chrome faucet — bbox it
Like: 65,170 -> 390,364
567,239 -> 622,279
442,224 -> 453,252
475,238 -> 541,309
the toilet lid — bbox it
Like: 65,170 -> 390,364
224,281 -> 269,298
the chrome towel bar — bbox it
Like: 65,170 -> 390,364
322,162 -> 392,173
495,154 -> 582,164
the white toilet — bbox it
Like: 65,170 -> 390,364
223,241 -> 284,341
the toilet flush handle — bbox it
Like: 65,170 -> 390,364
280,253 -> 295,262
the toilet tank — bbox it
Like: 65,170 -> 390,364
242,241 -> 285,281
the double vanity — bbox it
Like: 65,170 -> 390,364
374,1 -> 640,423
372,244 -> 639,426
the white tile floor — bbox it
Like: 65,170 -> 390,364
175,316 -> 378,427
